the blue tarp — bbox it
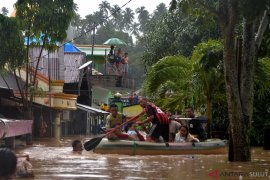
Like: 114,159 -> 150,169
64,43 -> 81,52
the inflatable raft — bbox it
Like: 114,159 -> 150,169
93,139 -> 227,155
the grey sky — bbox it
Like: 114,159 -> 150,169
0,0 -> 171,18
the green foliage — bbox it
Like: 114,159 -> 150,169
135,6 -> 150,33
258,27 -> 270,58
144,55 -> 192,93
252,90 -> 270,145
141,8 -> 220,67
1,7 -> 9,16
255,57 -> 270,99
0,15 -> 26,71
211,102 -> 229,131
251,57 -> 270,145
15,0 -> 75,47
143,55 -> 194,112
239,0 -> 269,20
28,85 -> 45,97
95,23 -> 132,46
152,3 -> 167,22
191,39 -> 224,102
143,39 -> 226,123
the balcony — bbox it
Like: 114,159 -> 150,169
90,75 -> 135,90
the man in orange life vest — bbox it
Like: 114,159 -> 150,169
137,97 -> 170,142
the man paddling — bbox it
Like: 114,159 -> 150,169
106,104 -> 132,140
137,98 -> 170,142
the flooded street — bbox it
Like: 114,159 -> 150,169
16,137 -> 270,180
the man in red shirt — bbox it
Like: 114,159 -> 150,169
137,98 -> 170,142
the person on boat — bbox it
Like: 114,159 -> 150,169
175,125 -> 199,143
126,122 -> 139,140
133,93 -> 139,104
166,111 -> 182,142
100,103 -> 109,112
125,122 -> 146,141
185,107 -> 207,141
129,93 -> 134,105
169,120 -> 182,142
137,98 -> 170,142
0,148 -> 17,180
106,104 -> 132,140
72,140 -> 83,152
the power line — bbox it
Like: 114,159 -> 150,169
19,0 -> 133,67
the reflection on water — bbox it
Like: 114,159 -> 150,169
16,137 -> 270,180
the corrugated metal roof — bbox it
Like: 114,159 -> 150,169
77,103 -> 109,114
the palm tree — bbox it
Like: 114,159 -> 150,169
135,7 -> 150,33
1,7 -> 9,16
152,3 -> 167,21
71,13 -> 82,31
110,4 -> 123,30
122,8 -> 135,31
98,1 -> 111,16
191,40 -> 224,136
130,22 -> 140,37
93,11 -> 107,25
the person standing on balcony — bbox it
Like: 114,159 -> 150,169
121,52 -> 129,76
115,48 -> 123,72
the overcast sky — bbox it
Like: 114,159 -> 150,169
0,0 -> 171,18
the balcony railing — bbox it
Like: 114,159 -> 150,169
89,75 -> 135,90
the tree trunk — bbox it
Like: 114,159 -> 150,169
222,1 -> 251,161
33,34 -> 47,85
206,98 -> 212,138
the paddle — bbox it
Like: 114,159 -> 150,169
84,113 -> 141,151
174,116 -> 208,122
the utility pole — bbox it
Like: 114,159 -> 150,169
88,22 -> 96,106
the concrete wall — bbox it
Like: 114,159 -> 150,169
92,86 -> 113,109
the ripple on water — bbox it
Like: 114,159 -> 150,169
16,139 -> 270,180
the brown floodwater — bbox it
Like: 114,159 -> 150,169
16,136 -> 270,180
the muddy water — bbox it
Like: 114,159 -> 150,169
16,137 -> 270,180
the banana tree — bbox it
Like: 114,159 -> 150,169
191,40 -> 224,136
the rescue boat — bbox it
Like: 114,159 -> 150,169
93,139 -> 227,155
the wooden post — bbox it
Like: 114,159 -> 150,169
54,111 -> 61,140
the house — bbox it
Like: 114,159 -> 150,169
75,44 -> 135,109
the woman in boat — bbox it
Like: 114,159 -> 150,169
126,122 -> 145,141
126,122 -> 139,140
175,125 -> 199,143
